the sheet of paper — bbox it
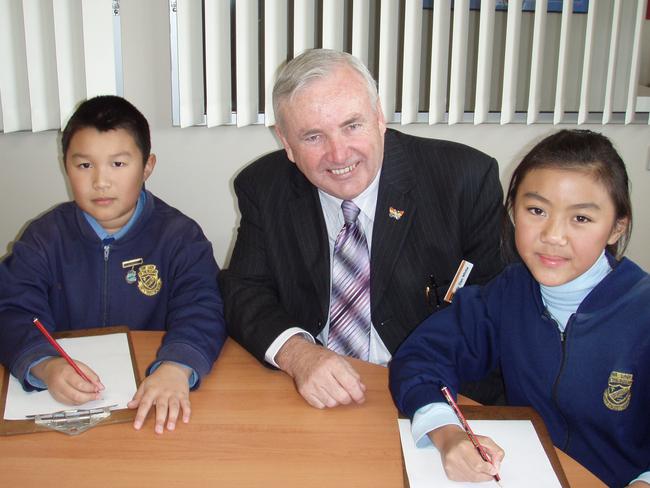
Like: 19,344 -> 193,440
4,332 -> 137,420
398,418 -> 562,488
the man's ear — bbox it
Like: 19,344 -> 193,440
275,126 -> 295,163
143,153 -> 157,181
375,98 -> 387,135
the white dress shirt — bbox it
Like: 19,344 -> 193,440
265,169 -> 391,367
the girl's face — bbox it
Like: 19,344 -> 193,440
513,168 -> 627,287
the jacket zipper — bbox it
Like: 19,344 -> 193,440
103,244 -> 110,326
549,311 -> 573,451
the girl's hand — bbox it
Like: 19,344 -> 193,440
429,424 -> 505,482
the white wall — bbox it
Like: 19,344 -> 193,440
1,0 -> 649,271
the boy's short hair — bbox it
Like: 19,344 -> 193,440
62,95 -> 151,165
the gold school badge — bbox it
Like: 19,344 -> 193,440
137,264 -> 162,296
603,371 -> 633,411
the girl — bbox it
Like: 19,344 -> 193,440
389,130 -> 649,488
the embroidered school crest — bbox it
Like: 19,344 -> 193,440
137,264 -> 162,296
603,371 -> 633,411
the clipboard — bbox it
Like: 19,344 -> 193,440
0,326 -> 141,436
400,406 -> 570,488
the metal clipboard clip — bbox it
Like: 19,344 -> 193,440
26,404 -> 117,435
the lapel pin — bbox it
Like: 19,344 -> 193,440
122,257 -> 144,285
389,207 -> 405,220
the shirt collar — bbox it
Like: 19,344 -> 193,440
317,168 -> 382,224
83,190 -> 147,241
540,250 -> 612,327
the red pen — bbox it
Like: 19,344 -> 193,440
32,318 -> 96,386
441,385 -> 502,485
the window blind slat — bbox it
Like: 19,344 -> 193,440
378,0 -> 399,120
322,0 -> 344,51
22,0 -> 60,132
526,0 -> 547,124
428,0 -> 451,124
474,0 -> 496,125
294,0 -> 316,56
602,0 -> 622,125
553,0 -> 572,125
401,0 -> 423,125
0,0 -> 31,132
448,0 -> 470,125
53,0 -> 86,128
81,0 -> 117,97
625,0 -> 647,124
264,0 -> 287,127
500,0 -> 523,125
205,0 -> 232,127
577,0 -> 598,125
176,0 -> 204,127
351,0 -> 370,66
235,0 -> 258,127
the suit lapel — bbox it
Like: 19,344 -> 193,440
371,131 -> 416,315
289,168 -> 330,320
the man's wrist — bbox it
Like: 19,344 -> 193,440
275,335 -> 314,376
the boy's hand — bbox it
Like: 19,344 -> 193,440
128,362 -> 192,434
31,357 -> 104,405
429,424 -> 504,482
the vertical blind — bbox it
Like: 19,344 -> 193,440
0,0 -> 122,133
170,0 -> 649,128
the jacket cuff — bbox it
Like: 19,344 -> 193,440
12,344 -> 58,391
150,342 -> 212,388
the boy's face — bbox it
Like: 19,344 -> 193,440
65,127 -> 155,234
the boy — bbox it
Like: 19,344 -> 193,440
0,96 -> 226,434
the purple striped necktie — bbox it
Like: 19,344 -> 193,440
327,200 -> 371,360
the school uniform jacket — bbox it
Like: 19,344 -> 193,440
389,258 -> 650,488
220,129 -> 506,365
0,191 -> 226,389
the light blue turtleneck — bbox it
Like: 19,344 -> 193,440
539,250 -> 611,332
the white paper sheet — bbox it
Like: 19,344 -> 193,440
398,418 -> 562,488
4,332 -> 137,420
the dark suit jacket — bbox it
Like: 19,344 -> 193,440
221,129 -> 506,367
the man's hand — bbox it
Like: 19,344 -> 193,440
275,335 -> 366,408
429,424 -> 504,482
128,361 -> 192,434
31,357 -> 104,405
628,482 -> 650,487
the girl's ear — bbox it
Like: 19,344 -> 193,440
607,217 -> 629,245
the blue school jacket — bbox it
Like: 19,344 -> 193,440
389,258 -> 650,487
0,191 -> 226,389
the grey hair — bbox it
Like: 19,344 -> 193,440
272,49 -> 379,128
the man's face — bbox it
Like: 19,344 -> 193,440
275,66 -> 386,200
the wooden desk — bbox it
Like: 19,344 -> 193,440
0,333 -> 605,487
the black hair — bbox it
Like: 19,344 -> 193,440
61,95 -> 151,165
503,129 -> 632,259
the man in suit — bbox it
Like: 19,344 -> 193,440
220,49 -> 506,409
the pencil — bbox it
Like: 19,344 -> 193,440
32,317 -> 95,385
440,385 -> 502,486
